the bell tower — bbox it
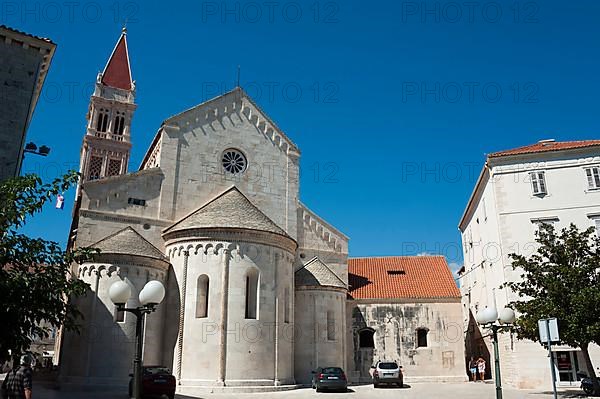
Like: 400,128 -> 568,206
79,28 -> 136,182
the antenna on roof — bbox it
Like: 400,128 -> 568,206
236,65 -> 241,88
122,19 -> 128,34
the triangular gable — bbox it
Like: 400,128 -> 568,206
295,256 -> 347,289
163,186 -> 290,237
101,31 -> 132,90
161,87 -> 299,152
91,226 -> 165,260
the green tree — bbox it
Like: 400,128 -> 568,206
505,223 -> 600,395
0,172 -> 96,362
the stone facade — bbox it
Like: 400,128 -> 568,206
59,32 -> 464,393
0,26 -> 55,180
346,257 -> 466,384
347,300 -> 465,383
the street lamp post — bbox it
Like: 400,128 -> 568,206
476,306 -> 516,399
109,280 -> 166,399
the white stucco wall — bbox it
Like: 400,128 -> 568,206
459,147 -> 600,389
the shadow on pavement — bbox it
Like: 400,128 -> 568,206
529,390 -> 590,398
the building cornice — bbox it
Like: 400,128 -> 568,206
163,227 -> 297,254
79,209 -> 172,227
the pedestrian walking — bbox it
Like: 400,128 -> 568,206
476,357 -> 486,381
1,354 -> 33,399
469,357 -> 478,381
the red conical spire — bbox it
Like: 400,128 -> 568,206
101,28 -> 132,90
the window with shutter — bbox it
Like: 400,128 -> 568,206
530,171 -> 547,195
585,167 -> 600,190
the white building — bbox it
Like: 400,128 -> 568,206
458,139 -> 600,389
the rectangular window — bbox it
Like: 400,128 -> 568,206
127,198 -> 146,206
594,218 -> 600,238
482,198 -> 487,221
530,171 -> 547,195
585,167 -> 600,190
283,288 -> 290,323
326,311 -> 335,341
417,328 -> 428,348
532,218 -> 558,236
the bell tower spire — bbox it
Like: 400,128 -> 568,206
79,29 -> 136,182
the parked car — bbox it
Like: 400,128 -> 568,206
128,366 -> 176,399
372,361 -> 403,388
311,367 -> 348,392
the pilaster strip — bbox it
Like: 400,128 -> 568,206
176,251 -> 189,383
218,250 -> 231,385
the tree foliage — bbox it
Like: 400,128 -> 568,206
0,172 -> 96,361
505,223 -> 600,394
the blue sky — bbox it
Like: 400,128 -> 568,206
9,0 -> 600,272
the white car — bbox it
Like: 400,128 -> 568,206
372,361 -> 403,388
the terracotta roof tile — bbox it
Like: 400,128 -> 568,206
489,140 -> 600,158
348,256 -> 460,300
101,31 -> 132,90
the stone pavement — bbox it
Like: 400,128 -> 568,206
29,382 -> 591,399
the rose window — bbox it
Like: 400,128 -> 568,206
222,149 -> 247,174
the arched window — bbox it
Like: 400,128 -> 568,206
196,275 -> 209,318
245,269 -> 259,319
96,108 -> 109,132
359,328 -> 375,348
327,310 -> 335,341
417,328 -> 428,348
284,288 -> 290,323
114,112 -> 125,135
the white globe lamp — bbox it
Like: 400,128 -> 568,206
139,280 -> 166,306
109,280 -> 132,306
479,306 -> 498,325
498,308 -> 516,324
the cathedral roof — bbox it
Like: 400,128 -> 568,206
348,256 -> 460,300
295,257 -> 347,290
163,187 -> 290,238
101,29 -> 132,90
91,226 -> 166,260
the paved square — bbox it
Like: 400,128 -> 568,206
32,382 -> 588,399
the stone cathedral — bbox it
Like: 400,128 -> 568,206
59,31 -> 465,393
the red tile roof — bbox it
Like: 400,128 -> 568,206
348,256 -> 460,300
101,31 -> 132,90
489,140 -> 600,158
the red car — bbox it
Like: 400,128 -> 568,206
128,366 -> 176,399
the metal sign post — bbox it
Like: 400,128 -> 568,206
538,318 -> 559,399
